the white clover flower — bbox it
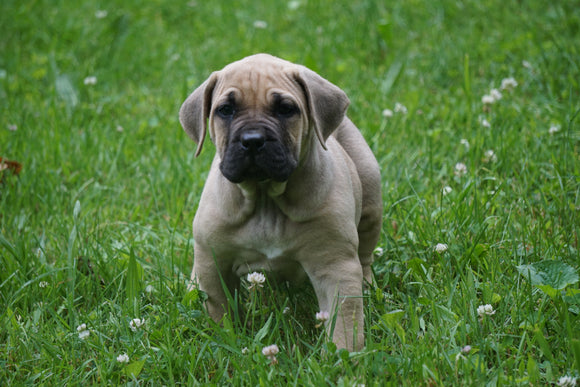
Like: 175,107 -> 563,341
483,149 -> 497,163
442,186 -> 452,196
373,246 -> 384,256
477,304 -> 496,317
83,76 -> 97,85
381,108 -> 393,118
247,272 -> 266,289
315,310 -> 330,322
557,375 -> 577,387
434,243 -> 448,254
253,20 -> 268,29
78,330 -> 90,340
8,124 -> 18,131
95,10 -> 108,19
262,344 -> 279,359
500,77 -> 518,90
549,125 -> 560,135
39,281 -> 49,288
454,162 -> 467,177
394,102 -> 408,114
282,306 -> 291,315
129,318 -> 145,332
288,1 -> 301,10
481,95 -> 495,104
241,347 -> 249,355
479,117 -> 491,128
77,323 -> 90,339
116,353 -> 129,363
461,345 -> 471,354
460,138 -> 470,149
489,89 -> 502,101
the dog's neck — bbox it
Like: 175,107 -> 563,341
238,180 -> 287,199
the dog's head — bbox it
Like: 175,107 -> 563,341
179,54 -> 349,184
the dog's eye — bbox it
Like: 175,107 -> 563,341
275,101 -> 299,117
216,103 -> 235,118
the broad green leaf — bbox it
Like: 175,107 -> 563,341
377,310 -> 406,343
566,288 -> 580,296
374,287 -> 384,303
182,288 -> 200,307
536,285 -> 557,298
5,307 -> 19,330
381,309 -> 405,329
527,355 -> 539,384
125,359 -> 146,378
516,260 -> 579,293
254,314 -> 273,343
395,322 -> 406,344
533,328 -> 554,363
325,342 -> 337,354
473,243 -> 489,258
55,74 -> 78,108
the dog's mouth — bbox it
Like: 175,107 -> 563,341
219,128 -> 297,184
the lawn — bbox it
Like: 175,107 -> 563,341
1,0 -> 579,385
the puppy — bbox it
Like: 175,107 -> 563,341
179,54 -> 382,350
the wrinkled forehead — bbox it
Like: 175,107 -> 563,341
213,57 -> 301,103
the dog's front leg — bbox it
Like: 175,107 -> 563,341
302,257 -> 365,351
191,243 -> 236,323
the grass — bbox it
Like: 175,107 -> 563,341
1,0 -> 579,385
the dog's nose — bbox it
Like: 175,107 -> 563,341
240,130 -> 266,153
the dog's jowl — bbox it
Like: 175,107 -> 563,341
179,54 -> 382,351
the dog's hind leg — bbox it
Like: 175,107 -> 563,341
334,118 -> 383,283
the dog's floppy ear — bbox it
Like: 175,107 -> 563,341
179,72 -> 219,157
294,67 -> 350,149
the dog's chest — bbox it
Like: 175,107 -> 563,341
228,213 -> 298,278
231,195 -> 297,260
243,205 -> 292,258
195,184 -> 305,274
255,244 -> 285,260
